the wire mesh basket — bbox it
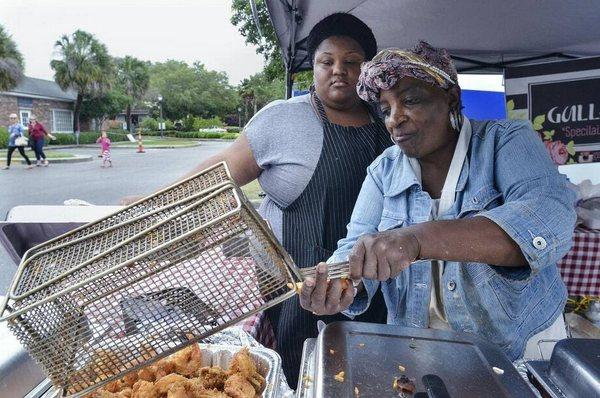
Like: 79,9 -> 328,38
27,162 -> 232,256
0,165 -> 302,397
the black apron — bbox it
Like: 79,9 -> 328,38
267,91 -> 391,386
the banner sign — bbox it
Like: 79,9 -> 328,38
505,57 -> 600,165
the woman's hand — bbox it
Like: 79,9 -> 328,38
299,263 -> 356,316
349,228 -> 421,281
119,195 -> 144,205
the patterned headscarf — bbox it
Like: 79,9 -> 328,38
357,41 -> 459,102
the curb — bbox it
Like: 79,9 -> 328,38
19,154 -> 93,164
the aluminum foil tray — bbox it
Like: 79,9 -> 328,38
40,343 -> 283,398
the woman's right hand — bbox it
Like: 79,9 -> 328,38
119,195 -> 144,206
299,263 -> 356,316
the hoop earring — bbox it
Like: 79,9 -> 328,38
449,110 -> 462,132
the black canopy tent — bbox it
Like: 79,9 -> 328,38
261,0 -> 600,98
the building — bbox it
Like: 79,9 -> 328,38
114,109 -> 150,130
0,76 -> 76,132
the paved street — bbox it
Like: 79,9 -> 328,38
0,141 -> 231,218
0,141 -> 231,292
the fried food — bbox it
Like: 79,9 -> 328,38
89,346 -> 264,398
198,366 -> 227,390
132,380 -> 159,398
170,344 -> 202,377
228,347 -> 265,393
154,374 -> 189,395
224,374 -> 256,398
166,381 -> 190,398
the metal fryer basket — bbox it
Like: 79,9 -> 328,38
0,178 -> 301,397
26,162 -> 232,256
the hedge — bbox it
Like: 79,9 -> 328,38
47,132 -> 130,146
174,131 -> 239,140
0,127 -> 8,149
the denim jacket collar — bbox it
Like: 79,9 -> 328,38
386,118 -> 472,198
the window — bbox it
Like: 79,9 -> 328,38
52,109 -> 73,132
19,109 -> 31,125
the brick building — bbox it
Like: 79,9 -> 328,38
0,76 -> 76,132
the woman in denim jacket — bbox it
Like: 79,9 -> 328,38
299,41 -> 577,361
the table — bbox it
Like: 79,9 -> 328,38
557,225 -> 600,297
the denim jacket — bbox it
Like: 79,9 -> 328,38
331,119 -> 577,360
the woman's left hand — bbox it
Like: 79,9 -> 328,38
349,228 -> 421,281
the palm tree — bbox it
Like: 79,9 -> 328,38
0,25 -> 24,91
51,30 -> 113,133
116,56 -> 150,132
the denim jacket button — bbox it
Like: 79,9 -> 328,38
447,280 -> 457,291
532,236 -> 547,250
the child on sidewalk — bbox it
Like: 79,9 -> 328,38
96,131 -> 112,167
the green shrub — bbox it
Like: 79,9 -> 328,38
165,119 -> 174,130
0,127 -> 8,149
225,126 -> 241,133
47,131 -> 129,146
193,116 -> 223,130
222,133 -> 239,140
141,117 -> 159,131
183,115 -> 196,132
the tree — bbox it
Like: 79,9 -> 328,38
0,25 -> 24,91
51,30 -> 113,133
146,60 -> 237,120
80,88 -> 129,131
238,71 -> 285,123
230,0 -> 313,96
231,0 -> 283,80
116,56 -> 150,132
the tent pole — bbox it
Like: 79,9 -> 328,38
285,0 -> 298,99
285,69 -> 293,99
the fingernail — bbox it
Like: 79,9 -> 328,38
305,279 -> 314,287
317,263 -> 326,274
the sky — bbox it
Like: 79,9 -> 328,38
0,0 -> 505,91
0,0 -> 266,85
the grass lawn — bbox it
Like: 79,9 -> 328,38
0,149 -> 75,163
241,179 -> 263,202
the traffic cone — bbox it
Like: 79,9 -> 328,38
136,131 -> 145,153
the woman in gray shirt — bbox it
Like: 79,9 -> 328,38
122,13 -> 391,385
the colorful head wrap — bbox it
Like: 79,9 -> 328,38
357,41 -> 458,102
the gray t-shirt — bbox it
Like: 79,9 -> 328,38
245,94 -> 323,241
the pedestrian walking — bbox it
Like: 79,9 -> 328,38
3,113 -> 33,170
27,115 -> 55,166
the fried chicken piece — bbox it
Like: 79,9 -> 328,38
167,381 -> 191,398
121,371 -> 139,388
88,389 -> 132,398
104,379 -> 124,393
138,358 -> 176,382
132,380 -> 159,398
170,344 -> 202,377
198,366 -> 227,390
224,374 -> 256,398
196,390 -> 229,398
227,348 -> 265,393
154,373 -> 190,395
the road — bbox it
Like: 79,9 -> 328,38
0,141 -> 231,292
